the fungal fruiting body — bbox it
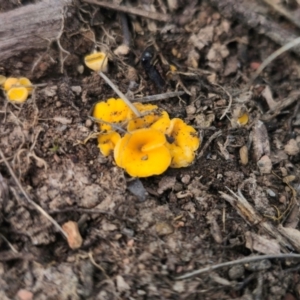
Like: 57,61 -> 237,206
93,98 -> 200,177
2,77 -> 32,103
114,128 -> 171,177
127,102 -> 170,133
93,98 -> 129,131
166,118 -> 200,168
84,52 -> 108,72
97,131 -> 121,156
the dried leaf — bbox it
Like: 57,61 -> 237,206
127,179 -> 148,202
252,120 -> 270,161
245,231 -> 281,254
261,85 -> 277,110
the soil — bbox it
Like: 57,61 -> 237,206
1,0 -> 300,299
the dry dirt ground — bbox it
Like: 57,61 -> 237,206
1,0 -> 300,299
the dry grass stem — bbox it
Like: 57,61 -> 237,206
98,71 -> 141,117
83,0 -> 171,22
175,253 -> 300,280
132,91 -> 185,103
249,36 -> 300,86
0,149 -> 67,239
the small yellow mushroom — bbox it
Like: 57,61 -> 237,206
7,87 -> 29,103
3,77 -> 18,91
92,98 -> 129,131
114,128 -> 171,177
237,112 -> 249,126
166,118 -> 200,168
97,131 -> 121,156
84,52 -> 108,72
127,102 -> 171,133
18,77 -> 33,94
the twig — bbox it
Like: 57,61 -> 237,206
98,71 -> 141,117
120,13 -> 131,46
0,149 -> 67,239
215,84 -> 233,120
89,252 -> 109,279
260,91 -> 300,121
262,0 -> 300,29
83,0 -> 171,22
132,91 -> 185,103
249,36 -> 300,86
0,233 -> 18,253
197,130 -> 222,159
89,116 -> 128,133
175,253 -> 300,280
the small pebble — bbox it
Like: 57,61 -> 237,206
266,188 -> 276,197
181,174 -> 191,184
228,265 -> 245,280
56,101 -> 62,108
85,119 -> 93,128
71,86 -> 82,95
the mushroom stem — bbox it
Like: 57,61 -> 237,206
98,71 -> 141,117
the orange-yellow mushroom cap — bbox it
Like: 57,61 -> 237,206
114,128 -> 171,177
7,87 -> 29,103
97,131 -> 121,156
127,103 -> 170,133
84,52 -> 108,72
3,77 -> 18,91
166,118 -> 200,168
237,112 -> 249,126
93,98 -> 129,131
18,77 -> 33,94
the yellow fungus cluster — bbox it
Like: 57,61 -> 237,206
92,98 -> 200,177
1,76 -> 33,103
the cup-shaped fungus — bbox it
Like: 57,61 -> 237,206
93,98 -> 129,131
97,131 -> 121,156
84,52 -> 108,72
166,118 -> 200,168
114,128 -> 171,177
7,87 -> 29,103
3,77 -> 18,91
18,77 -> 33,94
127,102 -> 170,133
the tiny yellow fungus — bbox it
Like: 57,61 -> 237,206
237,112 -> 249,126
0,75 -> 6,85
7,87 -> 29,103
169,64 -> 177,72
18,77 -> 33,94
127,102 -> 170,133
84,52 -> 108,72
97,131 -> 121,156
166,118 -> 200,168
92,98 -> 129,131
114,128 -> 171,177
3,77 -> 18,91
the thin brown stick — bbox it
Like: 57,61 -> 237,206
98,71 -> 141,117
0,149 -> 67,239
262,0 -> 300,29
82,0 -> 171,22
132,91 -> 185,103
249,36 -> 300,86
197,130 -> 222,159
175,253 -> 300,280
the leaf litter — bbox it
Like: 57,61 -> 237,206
1,0 -> 300,299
